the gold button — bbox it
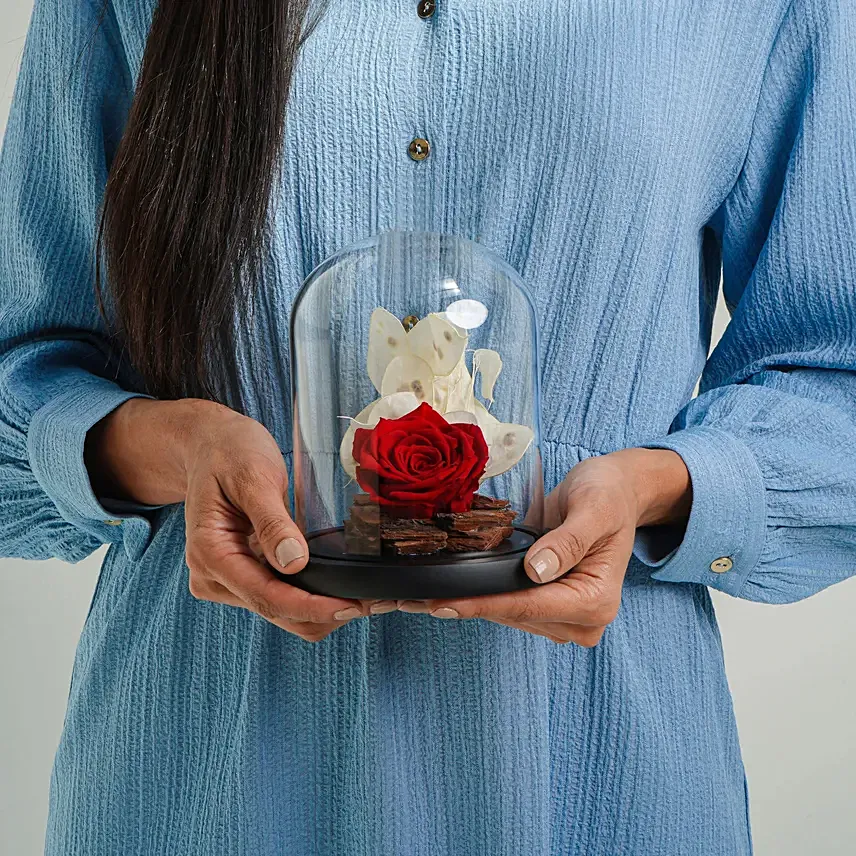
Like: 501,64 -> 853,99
408,137 -> 430,161
104,519 -> 123,526
710,557 -> 733,573
417,0 -> 436,19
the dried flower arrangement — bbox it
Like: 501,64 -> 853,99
339,308 -> 533,556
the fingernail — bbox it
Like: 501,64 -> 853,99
275,537 -> 304,570
529,548 -> 561,583
430,607 -> 459,619
369,601 -> 398,615
396,600 -> 431,614
333,607 -> 363,620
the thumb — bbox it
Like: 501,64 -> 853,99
237,479 -> 309,575
525,503 -> 599,584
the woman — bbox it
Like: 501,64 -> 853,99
2,0 -> 854,853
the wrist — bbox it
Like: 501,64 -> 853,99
86,397 -> 228,506
610,448 -> 692,529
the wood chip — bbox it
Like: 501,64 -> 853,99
446,527 -> 514,552
344,494 -> 515,557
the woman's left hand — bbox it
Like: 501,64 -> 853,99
397,449 -> 692,646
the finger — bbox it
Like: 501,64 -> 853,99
274,618 -> 349,642
415,566 -> 621,626
490,618 -> 569,644
497,620 -> 605,647
408,579 -> 589,625
224,469 -> 308,575
189,565 -> 354,641
188,575 -> 246,608
215,549 -> 366,624
524,500 -> 606,584
362,599 -> 399,615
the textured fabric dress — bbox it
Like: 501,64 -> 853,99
2,0 -> 855,853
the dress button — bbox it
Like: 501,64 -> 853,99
710,557 -> 733,573
417,0 -> 436,19
408,137 -> 430,161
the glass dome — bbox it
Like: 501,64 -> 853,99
288,231 -> 543,599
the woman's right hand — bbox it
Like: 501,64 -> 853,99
86,397 -> 378,641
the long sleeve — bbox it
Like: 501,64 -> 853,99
0,0 -> 153,563
634,0 -> 856,604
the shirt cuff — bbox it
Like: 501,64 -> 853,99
27,379 -> 156,562
632,425 -> 767,597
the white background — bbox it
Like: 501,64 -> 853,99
1,2 -> 855,854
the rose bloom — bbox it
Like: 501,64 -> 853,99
352,402 -> 489,518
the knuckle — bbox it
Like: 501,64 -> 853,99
185,547 -> 208,580
304,605 -> 337,625
582,593 -> 620,627
513,600 -> 541,624
593,602 -> 620,627
228,466 -> 263,501
187,576 -> 207,600
553,528 -> 587,565
253,512 -> 291,546
243,591 -> 279,623
295,626 -> 333,643
575,628 -> 605,648
231,456 -> 287,499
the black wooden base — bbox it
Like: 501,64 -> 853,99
279,526 -> 539,600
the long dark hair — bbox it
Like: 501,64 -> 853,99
96,0 -> 314,401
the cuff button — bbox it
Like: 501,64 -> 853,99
104,519 -> 123,526
710,557 -> 733,573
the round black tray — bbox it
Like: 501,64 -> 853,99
278,526 -> 539,600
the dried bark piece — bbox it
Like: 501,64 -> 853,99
344,493 -> 515,557
389,538 -> 448,556
343,523 -> 381,555
434,508 -> 517,532
471,494 -> 512,510
446,527 -> 514,552
380,518 -> 446,542
349,501 -> 381,527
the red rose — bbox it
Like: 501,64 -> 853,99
352,402 -> 489,518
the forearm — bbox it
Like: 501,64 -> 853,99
83,397 -> 227,506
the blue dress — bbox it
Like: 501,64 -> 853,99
2,1 -> 855,853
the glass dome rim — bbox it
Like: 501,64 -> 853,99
289,229 -> 540,325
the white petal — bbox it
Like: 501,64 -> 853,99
473,399 -> 500,433
367,308 -> 410,392
442,299 -> 489,331
380,355 -> 435,407
444,410 -> 478,424
407,313 -> 467,377
433,354 -> 475,414
472,349 -> 503,405
339,400 -> 378,480
482,423 -> 535,479
367,391 -> 421,424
